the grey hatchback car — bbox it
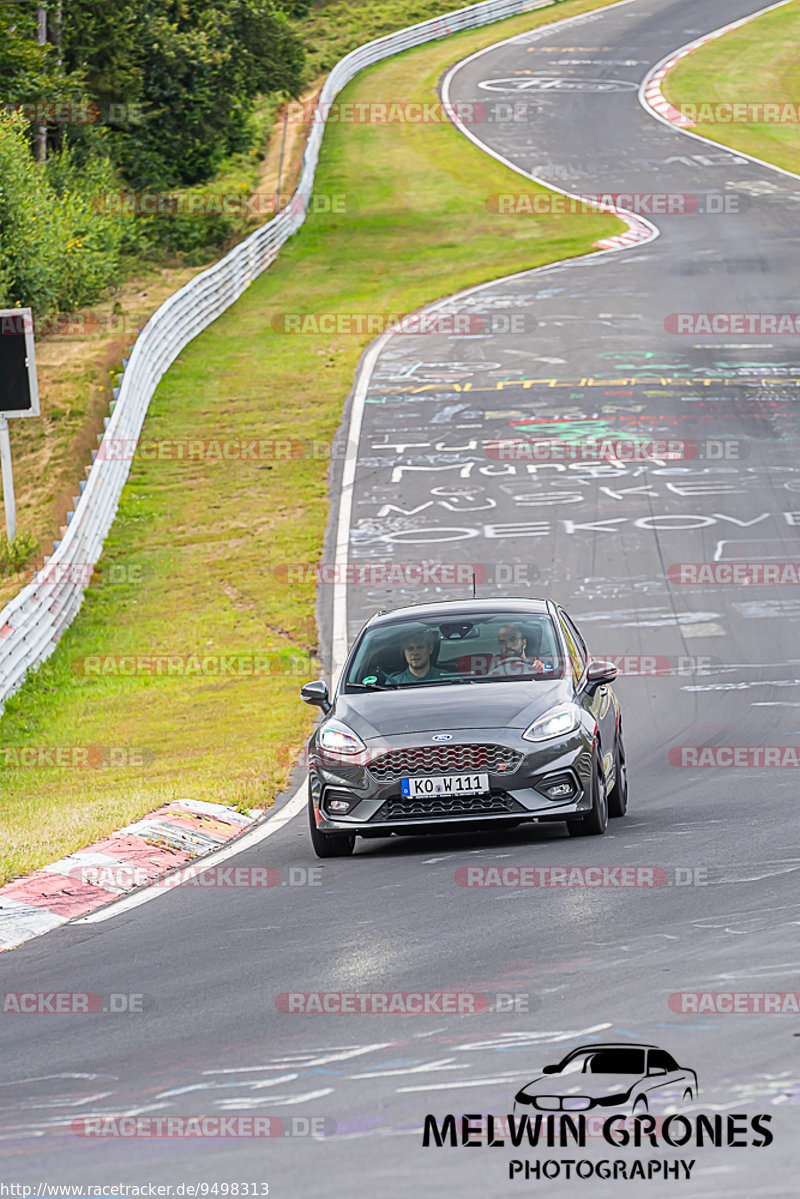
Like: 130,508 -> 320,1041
300,598 -> 627,857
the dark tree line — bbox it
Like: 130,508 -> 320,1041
1,0 -> 308,187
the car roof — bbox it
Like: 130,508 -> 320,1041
367,597 -> 553,628
562,1043 -> 660,1054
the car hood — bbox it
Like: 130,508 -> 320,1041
518,1073 -> 640,1100
333,679 -> 571,738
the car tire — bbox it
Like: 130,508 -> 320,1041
682,1088 -> 694,1103
607,729 -> 628,818
632,1095 -> 649,1114
568,749 -> 608,837
308,791 -> 356,858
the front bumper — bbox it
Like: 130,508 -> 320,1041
309,728 -> 593,835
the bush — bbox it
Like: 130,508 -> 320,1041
0,531 -> 39,572
0,112 -> 131,312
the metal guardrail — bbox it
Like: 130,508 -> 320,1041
0,0 -> 560,705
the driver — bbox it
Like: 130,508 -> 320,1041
488,622 -> 546,677
386,628 -> 449,684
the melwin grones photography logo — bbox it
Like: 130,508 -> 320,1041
421,1042 -> 774,1183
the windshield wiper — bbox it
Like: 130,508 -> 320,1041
384,677 -> 477,687
466,674 -> 550,683
348,681 -> 398,691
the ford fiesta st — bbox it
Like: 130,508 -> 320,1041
300,598 -> 627,857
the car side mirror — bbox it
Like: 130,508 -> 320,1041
585,659 -> 617,692
301,680 -> 331,714
542,1064 -> 558,1075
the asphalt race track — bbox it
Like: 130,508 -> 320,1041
2,0 -> 799,1195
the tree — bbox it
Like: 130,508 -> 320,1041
61,0 -> 306,189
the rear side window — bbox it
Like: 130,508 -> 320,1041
558,613 -> 585,684
648,1050 -> 678,1072
561,611 -> 588,662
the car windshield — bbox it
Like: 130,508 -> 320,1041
560,1049 -> 647,1075
345,613 -> 566,689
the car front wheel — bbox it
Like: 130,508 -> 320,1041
567,749 -> 608,837
308,790 -> 356,858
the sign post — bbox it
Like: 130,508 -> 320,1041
0,417 -> 16,541
0,307 -> 41,542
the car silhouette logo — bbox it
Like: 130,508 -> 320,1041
431,734 -> 453,741
514,1043 -> 698,1115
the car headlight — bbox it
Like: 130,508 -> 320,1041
522,704 -> 581,742
319,720 -> 367,755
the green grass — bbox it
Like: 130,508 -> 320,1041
663,0 -> 800,175
297,0 -> 493,77
0,0 -> 626,885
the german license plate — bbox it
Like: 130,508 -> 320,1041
401,772 -> 489,798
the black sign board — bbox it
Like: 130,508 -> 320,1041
0,309 -> 40,417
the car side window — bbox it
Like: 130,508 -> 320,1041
648,1050 -> 676,1072
558,614 -> 584,685
561,611 -> 588,664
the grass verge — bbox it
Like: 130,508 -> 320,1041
663,0 -> 800,175
0,0 -> 626,884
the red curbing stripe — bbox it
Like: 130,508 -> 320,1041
0,871 -> 120,916
0,800 -> 265,951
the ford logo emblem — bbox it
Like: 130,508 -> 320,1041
431,734 -> 453,741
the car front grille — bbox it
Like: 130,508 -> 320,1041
379,793 -> 524,821
532,1096 -> 592,1112
368,744 -> 523,782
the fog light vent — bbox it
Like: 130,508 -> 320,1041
328,798 -> 352,813
536,773 -> 578,801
